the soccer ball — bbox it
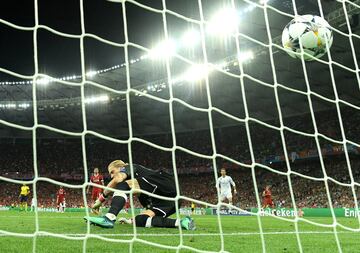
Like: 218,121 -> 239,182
282,15 -> 333,61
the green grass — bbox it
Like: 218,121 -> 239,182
0,211 -> 359,252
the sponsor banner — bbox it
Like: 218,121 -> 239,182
3,206 -> 359,217
251,208 -> 360,218
1,206 -> 212,215
343,208 -> 360,217
212,208 -> 251,216
257,208 -> 303,217
38,207 -> 58,212
180,208 -> 210,215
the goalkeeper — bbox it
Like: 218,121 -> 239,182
84,160 -> 195,230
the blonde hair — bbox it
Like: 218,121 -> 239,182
108,160 -> 128,169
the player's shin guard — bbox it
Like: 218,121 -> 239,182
107,181 -> 130,221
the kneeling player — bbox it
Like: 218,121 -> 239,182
84,160 -> 195,230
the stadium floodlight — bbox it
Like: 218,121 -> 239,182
181,29 -> 200,48
84,95 -> 109,104
237,51 -> 254,63
5,103 -> 16,109
18,103 -> 30,109
183,64 -> 211,82
243,5 -> 256,13
216,61 -> 228,69
149,39 -> 177,59
86,70 -> 97,78
36,78 -> 50,86
207,8 -> 239,36
140,54 -> 148,60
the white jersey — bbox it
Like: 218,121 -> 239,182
217,175 -> 235,194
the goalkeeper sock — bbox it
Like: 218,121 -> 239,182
107,196 -> 126,220
107,181 -> 130,220
151,216 -> 177,228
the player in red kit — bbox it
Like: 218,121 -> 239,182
87,168 -> 104,202
56,186 -> 66,213
262,185 -> 274,208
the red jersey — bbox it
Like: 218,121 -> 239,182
57,189 -> 66,199
90,174 -> 104,190
263,189 -> 272,199
262,189 -> 274,208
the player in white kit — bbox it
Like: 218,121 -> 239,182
30,197 -> 36,212
59,200 -> 66,213
216,168 -> 237,206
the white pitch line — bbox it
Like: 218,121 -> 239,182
0,231 -> 358,238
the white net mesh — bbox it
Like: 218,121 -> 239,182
0,0 -> 359,252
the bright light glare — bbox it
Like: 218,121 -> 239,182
243,4 -> 256,13
0,103 -> 16,109
216,61 -> 228,69
238,51 -> 254,63
140,54 -> 148,60
86,70 -> 97,77
181,29 -> 200,48
84,95 -> 109,104
149,39 -> 177,59
207,8 -> 239,36
36,78 -> 50,86
183,64 -> 211,82
0,103 -> 30,109
18,103 -> 30,109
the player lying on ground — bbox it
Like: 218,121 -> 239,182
84,160 -> 195,230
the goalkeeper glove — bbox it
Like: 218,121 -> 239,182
92,193 -> 107,210
118,217 -> 133,225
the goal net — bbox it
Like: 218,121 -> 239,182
0,0 -> 359,252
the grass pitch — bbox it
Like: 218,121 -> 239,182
0,211 -> 359,253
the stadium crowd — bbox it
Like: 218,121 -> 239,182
0,108 -> 359,209
1,155 -> 359,209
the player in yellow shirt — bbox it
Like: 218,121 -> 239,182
19,184 -> 30,212
191,202 -> 196,214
